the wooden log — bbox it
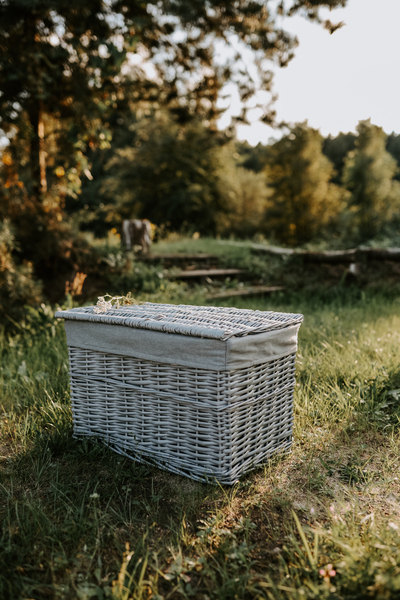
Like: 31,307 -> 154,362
357,248 -> 400,261
218,240 -> 296,256
165,268 -> 244,280
302,249 -> 357,264
206,286 -> 285,300
302,248 -> 400,263
140,245 -> 400,268
139,253 -> 219,262
251,245 -> 400,263
304,248 -> 400,263
250,244 -> 296,256
250,245 -> 358,262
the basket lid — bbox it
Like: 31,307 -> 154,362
55,302 -> 303,341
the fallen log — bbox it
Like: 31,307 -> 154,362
302,249 -> 357,264
165,268 -> 245,280
218,240 -> 295,256
250,245 -> 400,263
358,248 -> 400,261
248,244 -> 295,256
139,253 -> 219,262
206,286 -> 285,300
304,248 -> 400,263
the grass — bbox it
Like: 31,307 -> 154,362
151,236 -> 251,257
77,233 -> 400,305
150,235 -> 400,294
1,285 -> 400,599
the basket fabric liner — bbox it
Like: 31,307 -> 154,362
56,303 -> 303,371
63,320 -> 300,370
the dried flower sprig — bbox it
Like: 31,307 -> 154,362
93,292 -> 138,314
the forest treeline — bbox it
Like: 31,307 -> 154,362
77,115 -> 400,246
3,113 -> 400,255
3,111 -> 400,324
2,0 -> 400,323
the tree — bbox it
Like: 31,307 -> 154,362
0,219 -> 43,326
386,133 -> 400,182
102,114 -> 229,235
0,0 -> 348,307
235,142 -> 270,173
342,120 -> 400,241
100,117 -> 271,237
0,0 -> 348,199
215,150 -> 269,237
264,123 -> 346,245
323,132 -> 356,184
0,0 -> 140,288
0,1 -> 131,198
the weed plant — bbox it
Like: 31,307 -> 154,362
1,289 -> 400,599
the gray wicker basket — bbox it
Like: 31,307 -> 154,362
56,303 -> 303,484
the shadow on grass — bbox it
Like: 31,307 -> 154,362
1,425 -> 229,599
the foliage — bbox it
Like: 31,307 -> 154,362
216,152 -> 269,238
322,132 -> 356,184
386,132 -> 400,181
0,143 -> 99,301
102,114 -> 231,235
263,123 -> 347,245
94,121 -> 270,239
1,0 -> 344,199
3,0 -> 400,337
104,260 -> 170,296
0,0 -> 351,318
235,141 -> 271,173
342,120 -> 400,241
0,220 -> 43,327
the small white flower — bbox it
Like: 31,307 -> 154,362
94,296 -> 113,313
90,492 -> 100,499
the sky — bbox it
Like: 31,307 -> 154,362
219,0 -> 400,145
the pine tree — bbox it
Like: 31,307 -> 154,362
264,123 -> 345,245
342,120 -> 400,241
323,132 -> 356,184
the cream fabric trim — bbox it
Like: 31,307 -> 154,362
64,321 -> 300,371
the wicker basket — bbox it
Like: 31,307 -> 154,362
56,303 -> 303,484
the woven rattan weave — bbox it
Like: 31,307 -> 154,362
57,302 -> 303,339
56,303 -> 303,484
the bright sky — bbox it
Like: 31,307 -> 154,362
219,0 -> 400,145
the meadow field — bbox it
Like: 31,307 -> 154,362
1,242 -> 400,599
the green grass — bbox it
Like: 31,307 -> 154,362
152,236 -> 249,257
150,236 -> 400,294
1,289 -> 400,599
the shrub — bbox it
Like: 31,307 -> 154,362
0,220 -> 42,327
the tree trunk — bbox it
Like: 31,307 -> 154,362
24,12 -> 47,199
29,99 -> 47,197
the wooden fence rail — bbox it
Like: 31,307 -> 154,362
245,244 -> 400,263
